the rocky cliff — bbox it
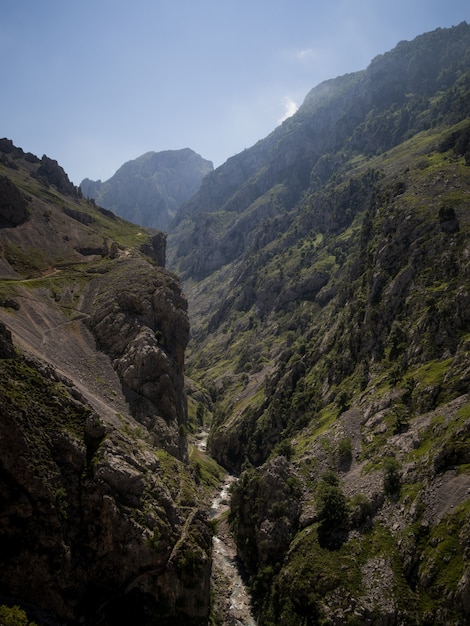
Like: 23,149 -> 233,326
0,141 -> 212,625
168,23 -> 470,625
80,148 -> 213,231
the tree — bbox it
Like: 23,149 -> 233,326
383,457 -> 401,497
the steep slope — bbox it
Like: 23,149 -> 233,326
0,141 -> 212,625
80,148 -> 213,230
169,22 -> 470,278
168,24 -> 470,625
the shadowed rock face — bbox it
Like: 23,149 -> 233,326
140,231 -> 167,267
0,332 -> 212,625
0,279 -> 211,626
0,176 -> 29,227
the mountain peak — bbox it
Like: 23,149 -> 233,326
80,148 -> 213,230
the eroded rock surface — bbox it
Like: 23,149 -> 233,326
84,258 -> 189,460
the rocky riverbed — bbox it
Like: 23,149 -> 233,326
195,431 -> 257,625
210,475 -> 257,626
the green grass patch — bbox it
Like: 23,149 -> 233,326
457,402 -> 470,421
281,524 -> 364,601
0,357 -> 91,438
292,404 -> 338,458
410,358 -> 453,386
190,446 -> 225,495
3,244 -> 47,277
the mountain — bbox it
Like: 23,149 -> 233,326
168,23 -> 470,624
80,148 -> 213,231
0,140 -> 214,625
170,22 -> 470,278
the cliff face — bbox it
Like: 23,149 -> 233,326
80,148 -> 213,231
84,259 -> 190,460
0,328 -> 211,625
0,142 -> 212,625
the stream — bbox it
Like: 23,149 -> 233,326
195,432 -> 257,626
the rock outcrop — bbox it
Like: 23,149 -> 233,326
0,337 -> 211,625
84,258 -> 190,460
140,231 -> 167,267
35,155 -> 81,197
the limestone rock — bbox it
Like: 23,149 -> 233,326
0,345 -> 211,625
80,148 -> 213,230
0,321 -> 16,358
85,258 -> 190,460
35,155 -> 79,197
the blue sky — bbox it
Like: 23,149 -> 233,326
1,1 -> 469,185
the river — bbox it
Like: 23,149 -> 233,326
194,431 -> 257,626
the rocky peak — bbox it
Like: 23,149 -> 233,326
35,154 -> 80,197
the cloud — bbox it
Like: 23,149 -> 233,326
278,97 -> 298,123
296,48 -> 316,61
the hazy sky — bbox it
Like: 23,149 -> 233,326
1,1 -> 469,185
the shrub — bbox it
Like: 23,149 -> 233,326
349,493 -> 373,528
337,436 -> 353,469
275,439 -> 294,460
392,405 -> 409,434
315,472 -> 348,527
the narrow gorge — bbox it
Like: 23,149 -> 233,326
0,20 -> 470,626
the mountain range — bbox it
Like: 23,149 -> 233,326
169,22 -> 470,625
0,21 -> 469,626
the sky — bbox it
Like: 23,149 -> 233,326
1,1 -> 469,186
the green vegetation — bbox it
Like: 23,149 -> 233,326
190,445 -> 225,495
0,605 -> 38,626
315,471 -> 349,545
0,357 -> 91,438
3,244 -> 46,277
